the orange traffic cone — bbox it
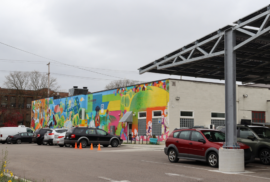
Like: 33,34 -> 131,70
79,143 -> 82,149
75,142 -> 77,149
90,143 -> 93,150
97,143 -> 101,151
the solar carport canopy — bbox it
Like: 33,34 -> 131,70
139,5 -> 270,84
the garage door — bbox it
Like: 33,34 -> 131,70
138,119 -> 146,136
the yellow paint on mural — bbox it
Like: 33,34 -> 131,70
107,100 -> 121,111
146,87 -> 169,107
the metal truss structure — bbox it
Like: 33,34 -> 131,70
139,5 -> 270,84
139,5 -> 270,149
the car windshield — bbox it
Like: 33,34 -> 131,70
202,131 -> 225,142
250,127 -> 270,139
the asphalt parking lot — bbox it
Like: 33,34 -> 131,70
1,144 -> 270,182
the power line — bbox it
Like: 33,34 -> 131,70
0,70 -> 141,82
0,41 -> 138,80
0,59 -> 138,73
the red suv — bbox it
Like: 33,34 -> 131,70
164,128 -> 253,167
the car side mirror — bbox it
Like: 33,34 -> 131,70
198,139 -> 206,144
247,135 -> 255,140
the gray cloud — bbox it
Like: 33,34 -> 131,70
0,0 -> 269,92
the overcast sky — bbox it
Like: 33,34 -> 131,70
0,0 -> 269,92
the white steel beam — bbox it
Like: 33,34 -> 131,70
234,26 -> 270,51
196,47 -> 208,55
233,11 -> 270,30
236,28 -> 255,37
258,14 -> 270,33
187,49 -> 195,59
157,51 -> 224,70
139,33 -> 224,74
210,35 -> 223,54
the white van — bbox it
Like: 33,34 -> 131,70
0,125 -> 33,144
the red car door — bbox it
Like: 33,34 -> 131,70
188,131 -> 206,159
177,130 -> 192,157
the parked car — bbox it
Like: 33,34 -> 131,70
0,125 -> 33,144
164,128 -> 252,168
64,127 -> 123,148
44,128 -> 68,145
6,132 -> 34,144
32,128 -> 52,145
218,125 -> 270,165
53,131 -> 69,147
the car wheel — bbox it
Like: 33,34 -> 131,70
111,139 -> 119,147
1,142 -> 5,144
79,139 -> 88,148
103,145 -> 109,147
49,142 -> 53,146
168,148 -> 179,163
17,139 -> 22,144
208,152 -> 218,168
59,145 -> 64,147
260,149 -> 270,165
37,142 -> 42,145
65,144 -> 70,147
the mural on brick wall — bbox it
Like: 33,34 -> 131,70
31,80 -> 169,141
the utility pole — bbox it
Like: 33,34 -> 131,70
47,62 -> 50,97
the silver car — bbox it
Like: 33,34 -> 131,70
44,129 -> 68,145
53,131 -> 70,147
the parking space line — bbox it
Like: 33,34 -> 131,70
141,160 -> 209,171
98,176 -> 131,182
165,173 -> 203,181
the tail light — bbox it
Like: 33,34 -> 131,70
71,134 -> 76,139
37,134 -> 40,138
0,134 -> 2,137
8,136 -> 13,138
58,136 -> 64,138
48,133 -> 54,136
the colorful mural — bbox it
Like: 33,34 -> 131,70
31,80 -> 170,141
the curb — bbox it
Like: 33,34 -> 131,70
4,172 -> 31,182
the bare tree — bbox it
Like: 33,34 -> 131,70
105,79 -> 140,90
4,72 -> 29,90
28,71 -> 60,99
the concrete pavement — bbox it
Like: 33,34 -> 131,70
1,143 -> 270,182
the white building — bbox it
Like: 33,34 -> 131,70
168,79 -> 270,129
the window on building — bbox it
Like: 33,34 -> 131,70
211,112 -> 225,118
180,118 -> 194,128
138,112 -> 146,119
10,97 -> 16,108
180,111 -> 193,117
18,97 -> 24,109
252,111 -> 265,123
26,98 -> 32,109
152,110 -> 162,118
1,96 -> 8,107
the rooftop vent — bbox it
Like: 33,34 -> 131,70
69,87 -> 89,96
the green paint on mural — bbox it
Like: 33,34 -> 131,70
87,95 -> 93,112
102,94 -> 121,102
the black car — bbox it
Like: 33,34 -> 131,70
7,132 -> 34,144
64,127 -> 123,148
32,128 -> 52,145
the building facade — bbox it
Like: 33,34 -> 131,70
0,87 -> 68,127
31,79 -> 270,141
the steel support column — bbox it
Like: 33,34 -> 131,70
224,29 -> 239,148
